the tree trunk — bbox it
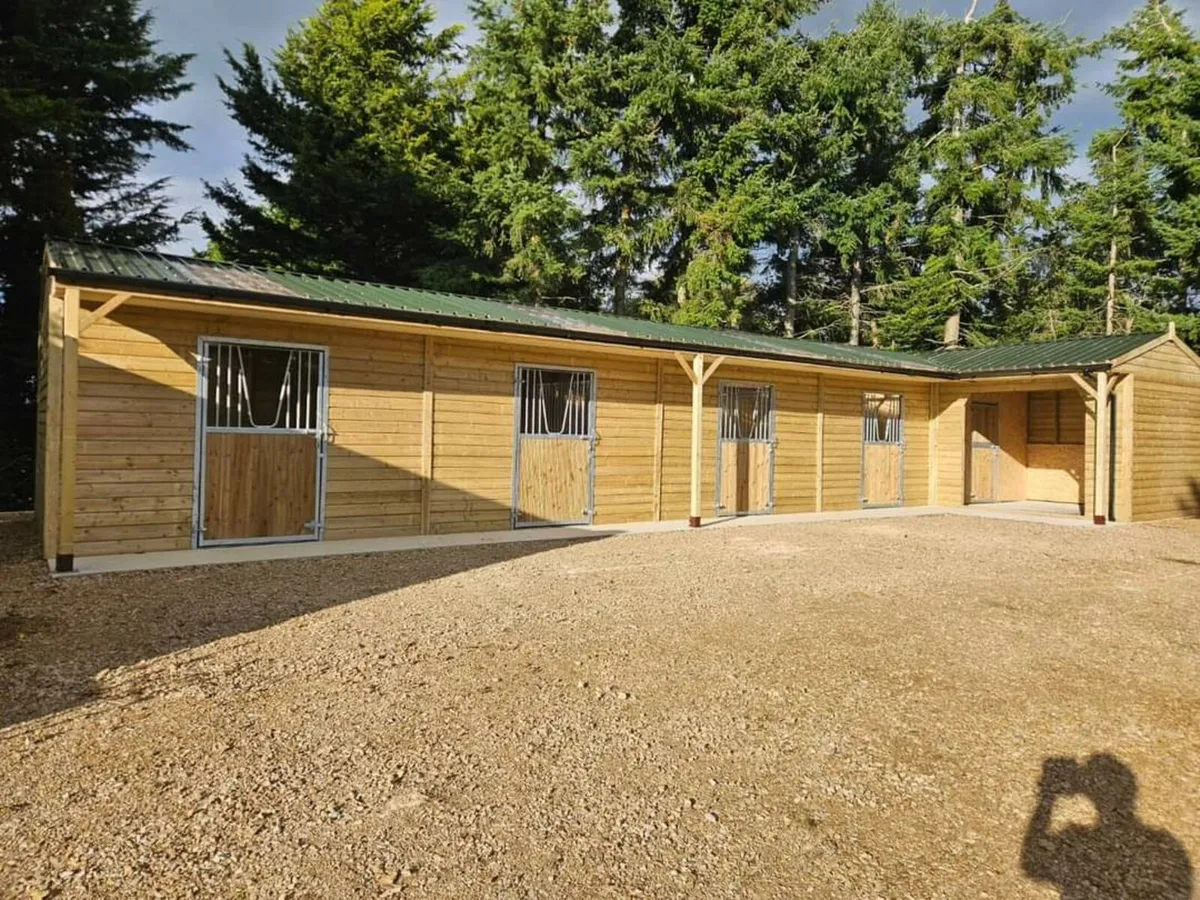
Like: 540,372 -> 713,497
614,204 -> 632,317
943,312 -> 961,348
848,253 -> 863,346
784,230 -> 799,338
944,0 -> 977,349
1106,142 -> 1118,336
1106,235 -> 1117,336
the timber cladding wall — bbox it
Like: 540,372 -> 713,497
73,297 -> 950,558
819,374 -> 930,510
72,300 -> 663,554
1122,342 -> 1200,521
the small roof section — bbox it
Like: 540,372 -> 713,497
46,239 -> 1162,379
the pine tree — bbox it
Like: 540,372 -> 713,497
569,0 -> 681,316
0,0 -> 191,508
659,0 -> 817,329
1055,128 -> 1162,337
203,0 -> 477,291
797,1 -> 923,345
459,0 -> 608,306
1108,0 -> 1200,316
899,0 -> 1085,348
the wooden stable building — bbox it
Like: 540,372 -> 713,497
35,240 -> 1200,572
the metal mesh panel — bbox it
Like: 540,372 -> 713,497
719,384 -> 774,442
205,343 -> 322,432
863,392 -> 904,444
517,368 -> 594,438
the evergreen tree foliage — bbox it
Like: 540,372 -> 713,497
1107,0 -> 1200,314
458,0 -> 609,305
0,0 -> 191,508
899,0 -> 1086,348
202,0 -> 479,291
787,1 -> 924,344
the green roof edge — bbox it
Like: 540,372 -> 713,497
45,239 -> 1162,380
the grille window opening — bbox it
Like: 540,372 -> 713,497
863,392 -> 904,444
719,384 -> 774,442
205,343 -> 322,432
517,368 -> 594,438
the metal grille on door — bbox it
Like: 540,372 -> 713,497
512,367 -> 596,527
716,383 -> 776,515
197,341 -> 327,546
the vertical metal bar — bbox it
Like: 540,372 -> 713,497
226,345 -> 234,428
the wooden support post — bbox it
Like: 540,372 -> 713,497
420,336 -> 434,534
928,383 -> 940,506
815,375 -> 825,512
674,353 -> 723,528
56,286 -> 80,572
689,353 -> 705,527
1115,374 -> 1134,523
79,291 -> 131,334
1069,373 -> 1097,400
652,359 -> 664,521
1093,370 -> 1110,525
42,281 -> 64,561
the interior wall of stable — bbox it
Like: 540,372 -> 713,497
932,382 -> 1088,509
60,292 -> 944,558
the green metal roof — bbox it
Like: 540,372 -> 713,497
46,239 -> 1162,378
908,332 -> 1159,374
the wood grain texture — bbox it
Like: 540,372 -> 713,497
718,441 -> 771,514
1026,444 -> 1084,504
203,432 -> 318,541
515,438 -> 590,525
1129,343 -> 1200,520
863,443 -> 902,507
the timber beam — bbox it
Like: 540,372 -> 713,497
79,291 -> 131,334
675,353 -> 725,527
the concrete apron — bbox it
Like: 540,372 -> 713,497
57,504 -> 1102,577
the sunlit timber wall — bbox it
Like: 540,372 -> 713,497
53,290 -> 942,558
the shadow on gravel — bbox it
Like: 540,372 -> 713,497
0,516 -> 606,729
1021,753 -> 1194,899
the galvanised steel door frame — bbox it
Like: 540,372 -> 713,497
714,380 -> 777,516
860,390 -> 906,509
192,336 -> 330,548
510,364 -> 597,528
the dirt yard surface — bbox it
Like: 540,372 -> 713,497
1,514 -> 1198,899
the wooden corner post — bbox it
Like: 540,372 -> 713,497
56,286 -> 81,572
675,352 -> 724,528
420,336 -> 434,534
1093,370 -> 1110,526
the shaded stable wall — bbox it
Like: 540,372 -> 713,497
71,304 -> 662,555
60,292 -> 942,558
932,380 -> 1088,508
1120,342 -> 1200,521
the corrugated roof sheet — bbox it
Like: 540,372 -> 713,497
908,333 -> 1159,373
46,239 -> 1162,378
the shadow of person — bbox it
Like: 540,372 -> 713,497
1021,754 -> 1193,899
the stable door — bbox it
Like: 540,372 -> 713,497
969,402 -> 1000,503
862,392 -> 904,507
512,366 -> 596,527
716,383 -> 775,515
196,340 -> 327,546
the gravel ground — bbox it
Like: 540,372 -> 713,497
1,513 -> 1198,899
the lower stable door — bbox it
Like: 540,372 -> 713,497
716,382 -> 775,515
861,391 -> 904,507
197,339 -> 328,546
512,366 -> 596,527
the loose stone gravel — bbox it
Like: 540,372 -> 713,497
1,514 -> 1198,898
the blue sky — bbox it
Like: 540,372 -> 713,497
143,0 -> 1194,254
